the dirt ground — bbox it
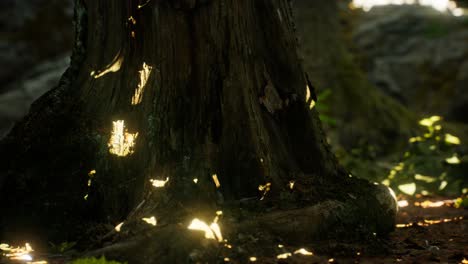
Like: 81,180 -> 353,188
1,196 -> 467,264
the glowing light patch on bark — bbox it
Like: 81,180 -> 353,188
212,174 -> 221,188
294,248 -> 314,256
91,52 -> 124,79
277,253 -> 292,259
187,218 -> 223,242
258,182 -> 272,200
132,62 -> 153,105
289,181 -> 295,189
115,222 -> 124,232
142,216 -> 157,226
0,243 -> 46,263
419,115 -> 442,127
249,257 -> 257,262
150,177 -> 169,188
108,120 -> 138,157
87,170 -> 96,187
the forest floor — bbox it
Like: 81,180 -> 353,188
1,196 -> 467,264
258,195 -> 468,264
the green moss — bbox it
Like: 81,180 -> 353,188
70,256 -> 126,264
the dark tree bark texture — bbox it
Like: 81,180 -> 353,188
0,0 -> 397,261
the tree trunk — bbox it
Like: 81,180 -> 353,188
294,0 -> 417,152
0,0 -> 397,261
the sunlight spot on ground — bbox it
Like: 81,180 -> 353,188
188,218 -> 223,242
258,182 -> 272,200
142,216 -> 157,226
351,0 -> 464,16
397,200 -> 409,207
461,257 -> 468,263
277,252 -> 292,259
398,183 -> 416,195
444,134 -> 461,145
289,180 -> 295,189
445,155 -> 460,164
131,62 -> 153,105
328,258 -> 335,263
212,174 -> 221,188
224,257 -> 230,262
249,257 -> 257,262
414,200 -> 443,207
108,120 -> 138,157
150,177 -> 169,188
91,51 -> 124,79
115,222 -> 124,232
294,248 -> 314,256
397,216 -> 464,227
0,243 -> 47,263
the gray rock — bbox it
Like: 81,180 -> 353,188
0,55 -> 69,138
353,5 -> 468,122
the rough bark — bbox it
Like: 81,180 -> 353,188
0,0 -> 397,259
294,0 -> 417,152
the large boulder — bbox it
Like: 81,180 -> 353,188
353,5 -> 468,123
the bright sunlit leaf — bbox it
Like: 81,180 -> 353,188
398,183 -> 416,195
445,155 -> 461,164
439,180 -> 448,190
414,174 -> 437,183
419,116 -> 441,127
397,200 -> 409,207
444,133 -> 461,145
